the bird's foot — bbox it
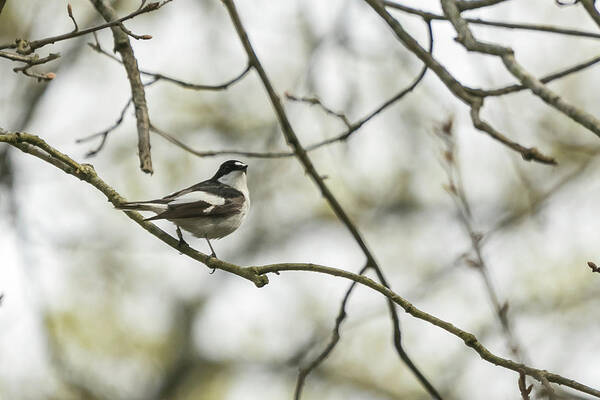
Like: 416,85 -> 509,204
208,251 -> 217,274
176,227 -> 188,253
177,237 -> 189,251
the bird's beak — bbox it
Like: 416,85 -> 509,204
242,165 -> 248,172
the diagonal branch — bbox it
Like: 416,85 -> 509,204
90,0 -> 153,174
220,1 -> 442,398
581,0 -> 600,28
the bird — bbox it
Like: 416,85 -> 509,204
117,160 -> 250,258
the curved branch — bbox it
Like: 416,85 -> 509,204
250,263 -> 600,398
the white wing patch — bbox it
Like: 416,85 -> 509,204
168,191 -> 226,206
203,205 -> 215,214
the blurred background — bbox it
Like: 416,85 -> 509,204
1,0 -> 600,399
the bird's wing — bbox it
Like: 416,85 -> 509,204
161,180 -> 242,202
119,180 -> 241,207
145,189 -> 244,221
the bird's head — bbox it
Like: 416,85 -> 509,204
212,160 -> 248,190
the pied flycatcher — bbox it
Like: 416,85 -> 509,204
118,160 -> 250,258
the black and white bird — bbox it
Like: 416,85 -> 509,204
117,160 -> 249,258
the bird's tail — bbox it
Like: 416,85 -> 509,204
116,201 -> 166,214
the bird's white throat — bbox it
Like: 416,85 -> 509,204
218,171 -> 249,198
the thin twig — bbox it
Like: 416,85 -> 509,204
294,264 -> 369,400
0,51 -> 60,81
0,0 -> 167,53
76,98 -> 134,157
435,118 -> 527,362
466,54 -> 600,97
150,124 -> 293,158
88,37 -> 253,91
285,94 -> 352,128
587,262 -> 600,273
75,57 -> 252,157
470,99 -> 557,164
519,372 -> 533,400
67,4 -> 79,33
304,19 -> 433,152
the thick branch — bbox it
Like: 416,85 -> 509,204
90,0 -> 153,174
581,0 -> 600,28
501,54 -> 600,139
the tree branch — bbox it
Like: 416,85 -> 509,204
581,0 -> 600,28
90,0 -> 153,174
